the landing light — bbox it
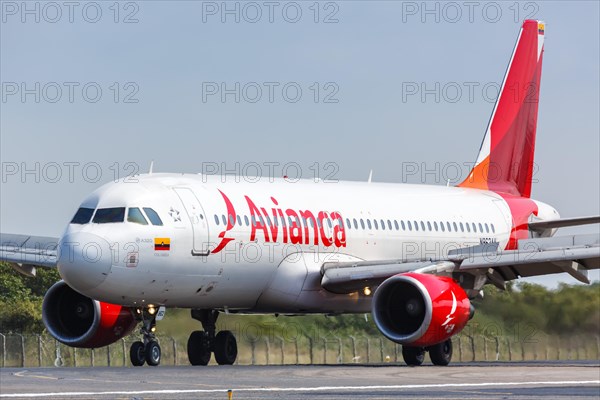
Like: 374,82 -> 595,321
148,305 -> 156,315
363,287 -> 372,296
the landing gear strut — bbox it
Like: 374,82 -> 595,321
130,307 -> 162,367
187,309 -> 238,366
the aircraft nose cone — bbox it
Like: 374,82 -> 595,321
57,233 -> 112,291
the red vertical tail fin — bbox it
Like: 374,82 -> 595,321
459,20 -> 545,198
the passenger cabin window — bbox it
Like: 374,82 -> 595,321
71,207 -> 94,224
93,207 -> 125,224
143,208 -> 163,226
127,208 -> 148,225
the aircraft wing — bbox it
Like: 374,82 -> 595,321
0,233 -> 59,276
321,233 -> 600,294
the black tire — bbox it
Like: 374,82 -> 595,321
402,346 -> 425,366
429,339 -> 453,366
130,341 -> 145,367
188,331 -> 211,366
145,340 -> 161,367
214,330 -> 237,365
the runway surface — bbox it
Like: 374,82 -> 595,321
1,361 -> 599,399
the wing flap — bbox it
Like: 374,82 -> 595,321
451,234 -> 599,283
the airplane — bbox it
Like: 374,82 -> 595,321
1,19 -> 599,367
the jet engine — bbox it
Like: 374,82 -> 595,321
372,273 -> 471,347
42,281 -> 138,348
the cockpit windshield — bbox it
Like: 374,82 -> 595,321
71,208 -> 94,224
93,208 -> 126,223
143,208 -> 163,226
70,206 -> 162,225
127,208 -> 148,225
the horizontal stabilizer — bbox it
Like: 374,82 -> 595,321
529,216 -> 600,231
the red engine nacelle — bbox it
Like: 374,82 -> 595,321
42,281 -> 138,348
372,273 -> 471,347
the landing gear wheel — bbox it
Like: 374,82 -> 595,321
402,346 -> 425,366
214,330 -> 238,365
130,341 -> 146,366
429,339 -> 453,366
188,331 -> 211,366
145,340 -> 161,366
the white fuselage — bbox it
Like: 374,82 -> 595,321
57,173 -> 555,314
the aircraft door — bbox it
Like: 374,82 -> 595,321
173,187 -> 210,256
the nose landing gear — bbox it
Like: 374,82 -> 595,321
187,309 -> 238,366
130,306 -> 162,367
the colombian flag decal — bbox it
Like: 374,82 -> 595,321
154,238 -> 171,251
538,23 -> 545,35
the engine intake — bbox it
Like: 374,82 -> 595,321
372,273 -> 470,347
42,281 -> 137,348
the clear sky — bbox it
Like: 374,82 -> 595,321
1,1 -> 599,287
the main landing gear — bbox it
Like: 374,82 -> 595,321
402,339 -> 453,366
187,309 -> 238,366
130,306 -> 162,367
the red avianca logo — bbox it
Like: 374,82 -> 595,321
212,190 -> 347,254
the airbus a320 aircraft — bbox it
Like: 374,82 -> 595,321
1,20 -> 599,367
